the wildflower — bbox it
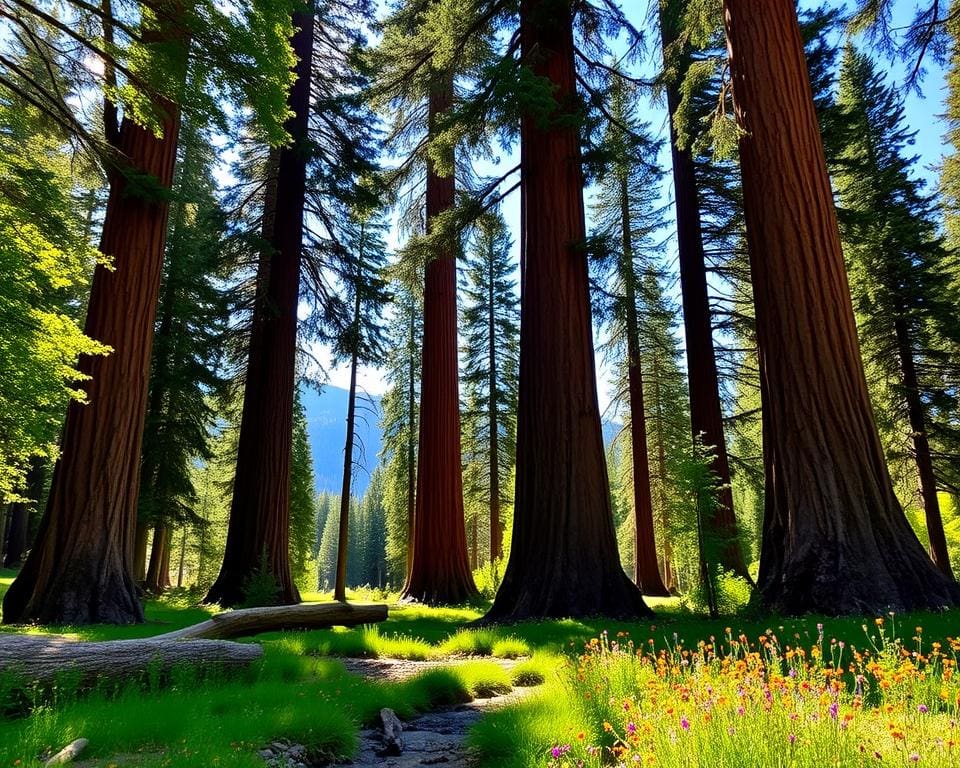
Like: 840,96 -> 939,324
680,716 -> 690,731
919,705 -> 929,714
789,734 -> 797,745
829,701 -> 839,720
627,722 -> 637,734
909,754 -> 920,762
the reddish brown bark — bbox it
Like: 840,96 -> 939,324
205,9 -> 314,607
401,75 -> 478,604
406,313 -> 417,579
144,525 -> 171,594
659,2 -> 750,582
894,319 -> 954,578
2,57 -> 183,625
483,0 -> 649,621
723,0 -> 959,613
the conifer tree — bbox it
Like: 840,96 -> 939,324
722,0 -> 958,613
485,0 -> 650,621
290,392 -> 318,586
590,79 -> 671,597
333,207 -> 390,600
836,46 -> 960,579
459,211 -> 518,566
380,277 -> 422,585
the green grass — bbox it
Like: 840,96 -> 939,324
4,569 -> 960,767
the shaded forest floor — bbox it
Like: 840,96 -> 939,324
2,570 -> 960,767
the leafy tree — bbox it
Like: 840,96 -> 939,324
0,84 -> 105,507
459,211 -> 518,567
835,45 -> 960,579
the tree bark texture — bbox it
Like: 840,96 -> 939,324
894,319 -> 954,578
205,9 -> 315,607
2,41 -> 184,624
484,0 -> 649,621
724,0 -> 959,613
402,74 -> 478,604
659,2 -> 750,581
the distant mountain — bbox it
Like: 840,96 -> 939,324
300,383 -> 622,498
300,385 -> 383,496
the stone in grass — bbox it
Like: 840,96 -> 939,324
43,739 -> 89,766
377,707 -> 404,756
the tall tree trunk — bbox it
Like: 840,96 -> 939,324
3,460 -> 44,569
895,319 -> 954,578
621,173 -> 670,597
334,294 -> 362,602
405,311 -> 417,579
2,25 -> 184,624
659,1 -> 750,581
723,0 -> 959,613
133,521 -> 150,583
484,0 -> 649,621
176,527 -> 187,588
652,361 -> 675,593
488,245 -> 503,563
144,525 -> 170,594
205,8 -> 314,607
402,73 -> 478,604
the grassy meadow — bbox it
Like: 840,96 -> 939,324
2,570 -> 960,767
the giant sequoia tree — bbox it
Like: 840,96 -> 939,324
836,47 -> 960,580
402,70 -> 478,603
206,7 -> 314,607
723,0 -> 959,614
3,8 -> 188,625
484,0 -> 649,621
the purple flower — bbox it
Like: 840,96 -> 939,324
627,722 -> 637,734
789,734 -> 797,745
919,705 -> 929,714
680,716 -> 690,731
829,702 -> 839,720
736,706 -> 745,716
910,753 -> 920,762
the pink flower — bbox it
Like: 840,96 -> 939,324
789,734 -> 796,745
680,716 -> 690,731
919,705 -> 929,714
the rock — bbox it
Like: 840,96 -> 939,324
420,757 -> 450,765
44,739 -> 89,766
378,707 -> 404,756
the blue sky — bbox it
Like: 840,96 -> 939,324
321,1 -> 954,417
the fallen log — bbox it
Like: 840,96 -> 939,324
0,602 -> 388,684
157,601 -> 389,640
0,635 -> 263,684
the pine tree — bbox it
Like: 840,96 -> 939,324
290,392 -> 318,586
333,206 -> 390,600
590,79 -> 671,597
836,46 -> 960,579
459,211 -> 518,567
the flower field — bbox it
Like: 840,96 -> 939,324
547,618 -> 960,767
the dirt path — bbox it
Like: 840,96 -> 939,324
334,656 -> 534,767
344,688 -> 534,768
